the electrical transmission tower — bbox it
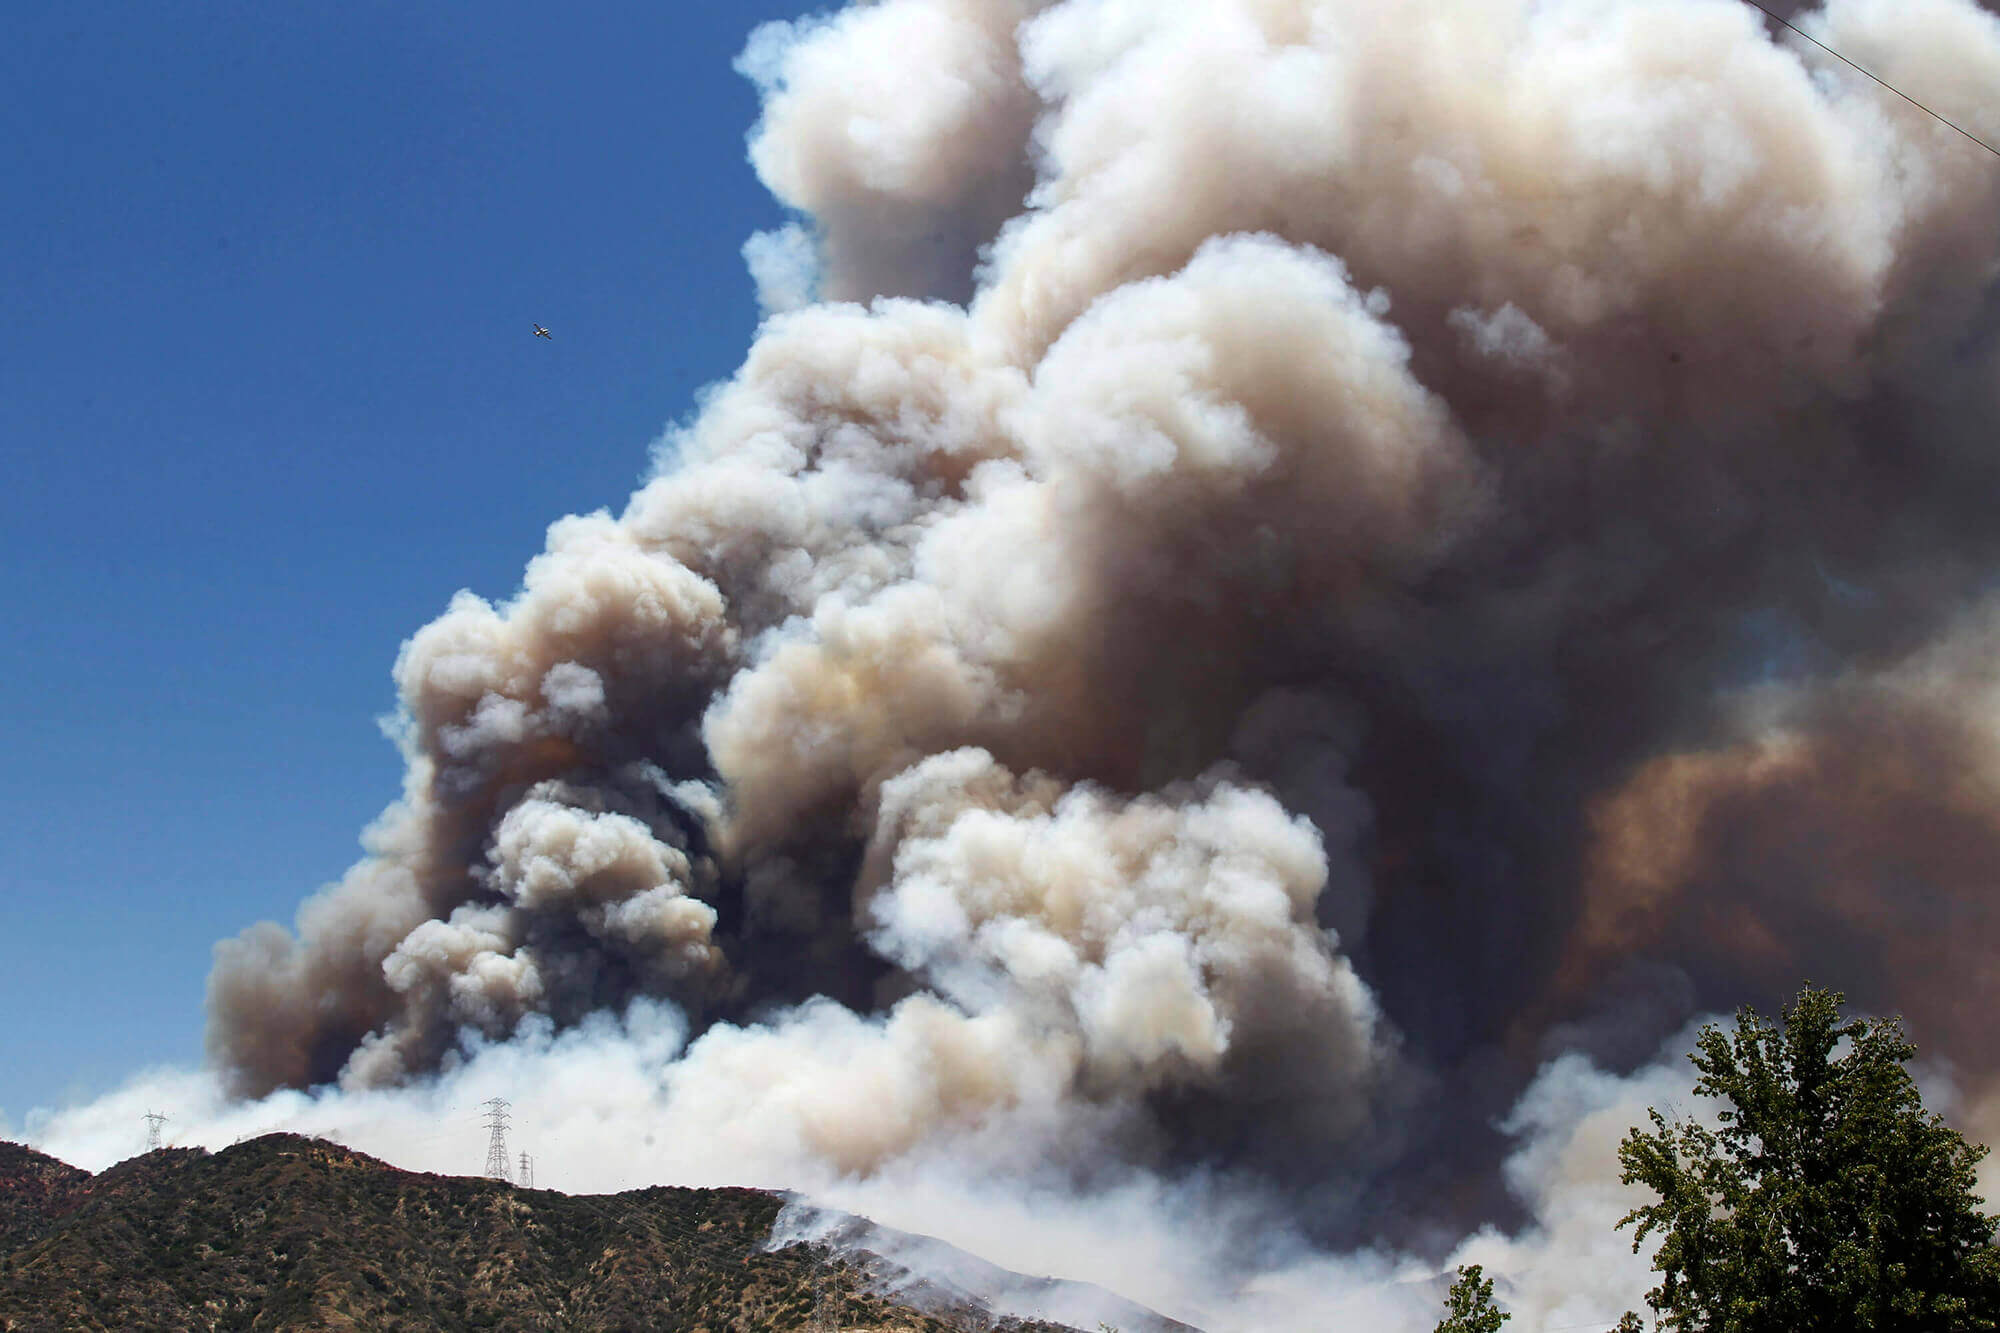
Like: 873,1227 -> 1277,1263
481,1098 -> 512,1182
143,1110 -> 168,1152
809,1246 -> 843,1333
517,1150 -> 534,1189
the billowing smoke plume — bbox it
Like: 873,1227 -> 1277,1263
202,0 -> 2000,1284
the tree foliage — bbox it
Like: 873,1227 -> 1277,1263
1435,1263 -> 1510,1333
1618,984 -> 2000,1331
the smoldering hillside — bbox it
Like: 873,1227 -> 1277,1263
203,0 -> 2000,1261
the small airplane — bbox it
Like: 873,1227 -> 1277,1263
533,324 -> 552,339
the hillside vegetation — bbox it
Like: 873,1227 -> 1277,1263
0,1135 -> 1079,1333
0,1143 -> 90,1256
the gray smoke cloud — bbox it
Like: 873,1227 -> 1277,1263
201,0 -> 2000,1279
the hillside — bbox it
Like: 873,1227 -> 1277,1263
0,1144 -> 90,1256
0,1135 -> 1092,1333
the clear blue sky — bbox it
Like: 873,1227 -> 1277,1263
1,1 -> 821,1118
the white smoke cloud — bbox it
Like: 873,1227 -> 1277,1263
9,1010 -> 1698,1331
738,0 -> 1045,303
744,223 -> 822,314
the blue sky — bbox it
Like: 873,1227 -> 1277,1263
1,1 -> 822,1117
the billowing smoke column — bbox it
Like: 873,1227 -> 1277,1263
209,0 -> 2000,1250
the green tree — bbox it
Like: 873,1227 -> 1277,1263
1435,1263 -> 1509,1333
1618,983 -> 2000,1331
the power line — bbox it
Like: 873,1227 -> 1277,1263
481,1098 -> 512,1183
1745,0 -> 2000,159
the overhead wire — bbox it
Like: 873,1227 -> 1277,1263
1744,0 -> 2000,159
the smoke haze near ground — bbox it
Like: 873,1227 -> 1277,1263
5,1009 -> 1681,1331
32,0 -> 2000,1326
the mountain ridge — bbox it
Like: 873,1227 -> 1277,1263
0,1134 -> 1118,1332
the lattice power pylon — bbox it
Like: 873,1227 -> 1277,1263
481,1098 -> 512,1182
143,1110 -> 168,1152
809,1246 -> 843,1333
517,1150 -> 534,1189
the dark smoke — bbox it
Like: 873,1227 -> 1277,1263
206,0 -> 2000,1259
